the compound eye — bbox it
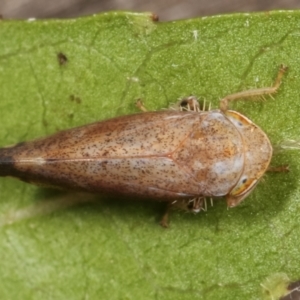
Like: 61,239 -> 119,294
230,176 -> 257,196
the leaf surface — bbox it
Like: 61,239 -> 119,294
0,11 -> 300,299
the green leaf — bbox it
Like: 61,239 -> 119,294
1,11 -> 300,299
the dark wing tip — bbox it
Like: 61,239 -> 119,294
0,148 -> 16,177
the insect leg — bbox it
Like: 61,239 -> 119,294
135,99 -> 148,112
177,96 -> 201,112
220,64 -> 288,112
160,201 -> 173,228
267,165 -> 289,172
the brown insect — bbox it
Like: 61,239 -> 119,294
0,65 -> 288,226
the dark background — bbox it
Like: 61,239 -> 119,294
1,0 -> 300,20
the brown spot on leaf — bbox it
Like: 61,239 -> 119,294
69,94 -> 81,104
57,52 -> 68,66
